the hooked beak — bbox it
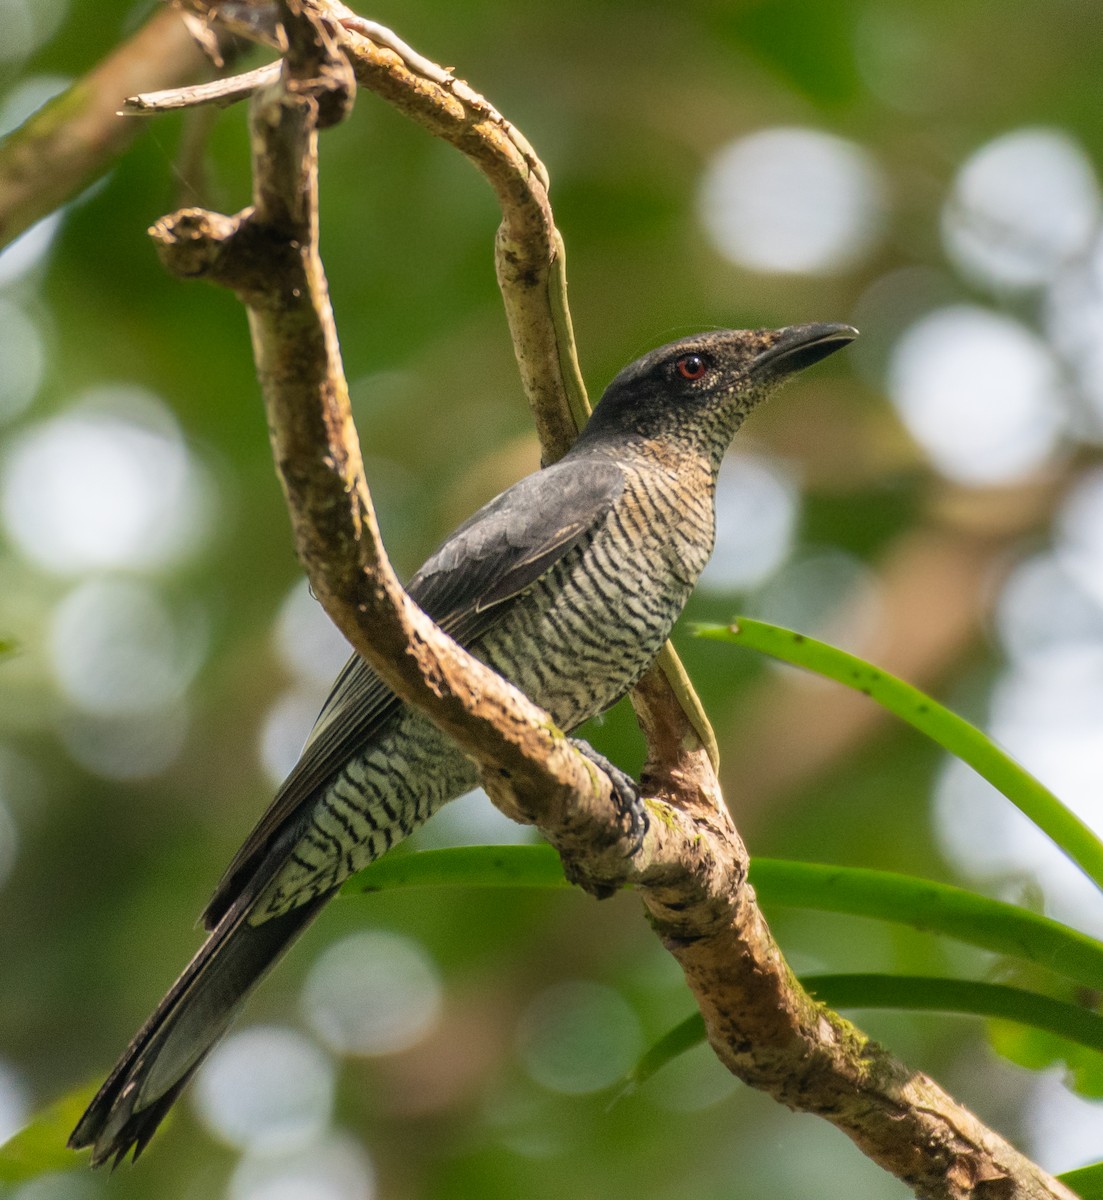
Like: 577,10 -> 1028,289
751,323 -> 858,379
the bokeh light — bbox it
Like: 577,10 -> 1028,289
887,306 -> 1066,485
264,580 -> 356,786
228,1133 -> 375,1200
49,578 -> 205,715
58,703 -> 189,782
995,552 -> 1103,667
275,580 -> 352,688
934,734 -> 1103,940
483,1088 -> 567,1160
0,75 -> 70,135
0,1057 -> 29,1142
516,981 -> 641,1095
0,296 -> 45,423
1044,233 -> 1103,434
988,647 -> 1103,841
0,386 -> 213,575
0,76 -> 69,281
0,746 -> 42,886
939,458 -> 1103,937
0,214 -> 62,287
1055,467 -> 1103,606
699,127 -> 887,275
942,128 -> 1100,292
44,577 -> 203,779
1024,1072 -> 1103,1175
193,1025 -> 335,1154
302,931 -> 443,1057
698,452 -> 799,593
750,547 -> 881,651
852,5 -> 941,113
260,688 -> 322,788
413,786 -> 536,848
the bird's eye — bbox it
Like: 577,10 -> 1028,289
675,354 -> 708,381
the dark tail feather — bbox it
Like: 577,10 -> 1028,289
68,892 -> 329,1167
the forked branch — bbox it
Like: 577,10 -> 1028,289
146,3 -> 1076,1197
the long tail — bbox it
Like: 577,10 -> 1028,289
68,888 -> 330,1167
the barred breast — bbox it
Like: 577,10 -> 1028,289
254,457 -> 714,920
476,457 -> 714,729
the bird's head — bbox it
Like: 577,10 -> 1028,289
579,324 -> 857,468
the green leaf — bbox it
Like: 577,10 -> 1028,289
697,618 -> 1103,895
804,975 -> 1103,1056
341,844 -> 570,895
0,636 -> 16,661
0,1084 -> 97,1183
988,1020 -> 1103,1099
344,847 -> 1103,994
630,975 -> 1103,1090
623,1012 -> 706,1091
750,858 -> 1103,994
1060,1161 -> 1103,1199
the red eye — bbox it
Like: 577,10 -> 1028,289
676,354 -> 707,381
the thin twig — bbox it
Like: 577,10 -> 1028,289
123,62 -> 281,114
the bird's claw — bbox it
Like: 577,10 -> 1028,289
569,739 -> 649,855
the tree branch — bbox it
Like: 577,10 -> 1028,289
124,0 -> 719,769
149,1 -> 632,889
147,3 -> 1077,1196
0,7 -> 238,250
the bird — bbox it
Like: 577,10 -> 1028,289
69,322 -> 856,1166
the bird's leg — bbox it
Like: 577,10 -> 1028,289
568,738 -> 649,855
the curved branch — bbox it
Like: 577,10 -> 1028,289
149,3 -> 1077,1197
322,13 -> 719,771
150,1 -> 631,887
127,0 -> 718,768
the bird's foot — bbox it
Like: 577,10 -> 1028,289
569,739 -> 649,855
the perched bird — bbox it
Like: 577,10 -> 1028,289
70,322 -> 856,1166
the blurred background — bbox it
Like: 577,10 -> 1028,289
1,0 -> 1102,1197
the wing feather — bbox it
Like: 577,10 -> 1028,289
202,456 -> 623,927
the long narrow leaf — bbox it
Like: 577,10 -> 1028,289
1060,1161 -> 1103,1199
628,974 -> 1103,1089
805,974 -> 1103,1053
0,1084 -> 97,1182
343,847 -> 1103,992
342,844 -> 570,895
750,859 -> 1103,994
697,618 -> 1103,895
621,1012 -> 705,1091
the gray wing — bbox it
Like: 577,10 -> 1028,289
202,455 -> 624,927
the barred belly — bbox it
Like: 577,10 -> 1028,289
254,462 -> 712,921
